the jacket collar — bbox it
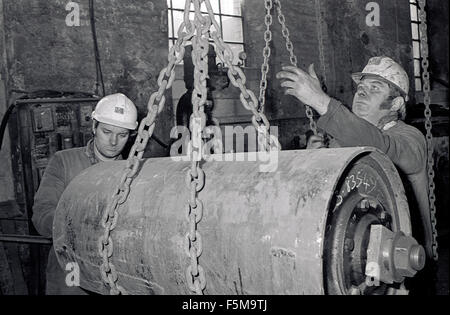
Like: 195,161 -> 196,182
377,112 -> 400,131
85,139 -> 99,165
85,139 -> 124,164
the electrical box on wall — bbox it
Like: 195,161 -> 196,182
13,97 -> 99,217
31,106 -> 55,132
79,104 -> 94,127
4,96 -> 99,296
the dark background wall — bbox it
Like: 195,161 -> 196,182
243,0 -> 414,112
2,0 -> 172,157
0,0 -> 173,294
428,0 -> 449,88
239,0 -> 417,149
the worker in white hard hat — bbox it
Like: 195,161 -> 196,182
91,93 -> 138,161
276,57 -> 434,265
32,93 -> 138,295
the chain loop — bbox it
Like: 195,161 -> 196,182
181,0 -> 210,295
97,1 -> 191,294
417,0 -> 438,261
211,42 -> 278,150
314,0 -> 327,92
274,0 -> 317,135
273,0 -> 297,67
201,0 -> 280,153
259,0 -> 274,113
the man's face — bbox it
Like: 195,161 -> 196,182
93,122 -> 130,158
352,76 -> 392,126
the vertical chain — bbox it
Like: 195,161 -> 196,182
274,0 -> 317,135
417,0 -> 438,261
184,0 -> 208,295
273,0 -> 297,67
314,0 -> 327,92
258,0 -> 273,113
205,0 -> 280,152
97,1 -> 191,294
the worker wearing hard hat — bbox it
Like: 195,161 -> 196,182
276,57 -> 433,262
32,93 -> 138,294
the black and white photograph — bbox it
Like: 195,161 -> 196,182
0,0 -> 448,302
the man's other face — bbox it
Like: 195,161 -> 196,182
352,76 -> 392,126
94,122 -> 130,158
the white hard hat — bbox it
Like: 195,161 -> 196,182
352,56 -> 409,101
92,93 -> 138,130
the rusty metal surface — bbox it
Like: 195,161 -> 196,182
53,147 -> 409,295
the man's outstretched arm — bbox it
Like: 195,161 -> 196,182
318,99 -> 426,176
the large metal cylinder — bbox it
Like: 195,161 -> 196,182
53,148 -> 416,295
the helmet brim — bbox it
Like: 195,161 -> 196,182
92,114 -> 138,130
352,72 -> 389,84
351,72 -> 409,101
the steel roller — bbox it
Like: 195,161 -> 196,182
53,148 -> 425,295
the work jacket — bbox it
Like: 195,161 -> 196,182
317,98 -> 433,258
32,140 -> 112,294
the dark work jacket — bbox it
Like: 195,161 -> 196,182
32,141 -> 98,238
32,140 -> 117,294
317,99 -> 432,257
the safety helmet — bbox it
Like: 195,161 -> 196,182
352,56 -> 409,101
92,93 -> 138,130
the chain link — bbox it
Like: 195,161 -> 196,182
204,0 -> 280,152
417,0 -> 438,261
274,0 -> 317,135
184,0 -> 209,295
274,0 -> 297,67
314,0 -> 327,92
97,2 -> 191,294
258,0 -> 274,113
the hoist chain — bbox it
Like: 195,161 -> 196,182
314,0 -> 327,92
274,0 -> 297,67
205,0 -> 280,152
184,0 -> 208,295
274,0 -> 318,135
258,0 -> 274,113
97,3 -> 191,295
417,0 -> 438,261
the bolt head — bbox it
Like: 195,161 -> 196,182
410,245 -> 426,271
393,235 -> 422,278
344,238 -> 355,252
368,199 -> 379,209
380,211 -> 391,223
359,199 -> 370,212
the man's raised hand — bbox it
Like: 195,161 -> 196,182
276,64 -> 331,115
